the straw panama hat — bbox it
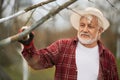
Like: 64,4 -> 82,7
70,7 -> 110,31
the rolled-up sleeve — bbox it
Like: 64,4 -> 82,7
22,40 -> 61,70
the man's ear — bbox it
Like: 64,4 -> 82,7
97,27 -> 103,39
98,27 -> 103,34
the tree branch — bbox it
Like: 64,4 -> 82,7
23,9 -> 36,26
88,0 -> 94,3
106,0 -> 118,10
0,0 -> 56,23
0,0 -> 77,46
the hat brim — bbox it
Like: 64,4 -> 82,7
70,10 -> 109,31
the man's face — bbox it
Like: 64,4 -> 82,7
78,15 -> 103,44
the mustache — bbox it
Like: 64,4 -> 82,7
79,32 -> 91,37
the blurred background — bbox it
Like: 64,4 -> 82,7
0,0 -> 120,80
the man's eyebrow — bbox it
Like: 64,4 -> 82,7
80,22 -> 84,24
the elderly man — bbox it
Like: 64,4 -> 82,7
19,7 -> 119,80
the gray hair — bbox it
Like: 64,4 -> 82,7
80,14 -> 103,29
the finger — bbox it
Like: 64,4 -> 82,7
19,26 -> 29,32
19,26 -> 30,40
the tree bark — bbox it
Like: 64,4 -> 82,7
0,0 -> 56,23
0,0 -> 77,46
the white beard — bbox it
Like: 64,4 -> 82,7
78,32 -> 99,44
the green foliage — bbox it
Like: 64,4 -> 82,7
2,59 -> 120,80
28,67 -> 55,80
117,58 -> 120,78
3,63 -> 22,80
23,59 -> 120,80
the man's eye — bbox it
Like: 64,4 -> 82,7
80,24 -> 85,27
88,25 -> 94,29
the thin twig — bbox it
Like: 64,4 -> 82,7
66,7 -> 82,16
41,5 -> 50,11
54,1 -> 66,19
106,0 -> 118,10
0,0 -> 77,46
0,0 -> 56,23
88,0 -> 94,3
23,9 -> 36,26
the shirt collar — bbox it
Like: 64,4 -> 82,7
97,40 -> 106,56
73,37 -> 105,56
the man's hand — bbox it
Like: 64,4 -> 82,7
18,26 -> 34,46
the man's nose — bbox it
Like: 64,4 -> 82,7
83,26 -> 88,32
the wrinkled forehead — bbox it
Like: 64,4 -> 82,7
80,14 -> 98,23
80,14 -> 102,28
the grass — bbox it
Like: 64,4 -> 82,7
117,58 -> 120,78
28,59 -> 120,80
28,66 -> 55,80
3,63 -> 22,80
3,59 -> 120,80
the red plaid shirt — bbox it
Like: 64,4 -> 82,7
22,38 -> 119,80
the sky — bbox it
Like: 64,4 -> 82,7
31,0 -> 90,31
1,0 -> 95,31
